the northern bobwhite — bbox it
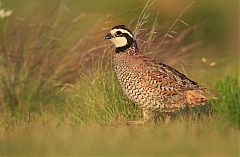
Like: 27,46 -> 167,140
105,25 -> 207,122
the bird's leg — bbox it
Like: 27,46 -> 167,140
142,110 -> 151,122
126,110 -> 151,125
163,114 -> 172,124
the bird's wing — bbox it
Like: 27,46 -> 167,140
133,55 -> 202,93
157,62 -> 200,90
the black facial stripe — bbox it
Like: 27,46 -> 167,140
122,33 -> 133,41
115,33 -> 137,53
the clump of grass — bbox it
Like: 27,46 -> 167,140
211,75 -> 240,126
65,66 -> 141,124
0,4 -> 104,114
0,18 -> 70,112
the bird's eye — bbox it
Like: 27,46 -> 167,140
115,31 -> 122,37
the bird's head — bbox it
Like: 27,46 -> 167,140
105,25 -> 138,53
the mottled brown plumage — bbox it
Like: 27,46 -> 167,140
106,25 -> 207,121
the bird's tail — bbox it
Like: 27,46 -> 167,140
186,90 -> 208,106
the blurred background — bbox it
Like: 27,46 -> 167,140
1,0 -> 239,73
2,0 -> 239,66
0,0 -> 239,156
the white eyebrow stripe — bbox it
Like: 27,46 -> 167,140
110,29 -> 133,38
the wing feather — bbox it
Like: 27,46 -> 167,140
133,55 -> 202,92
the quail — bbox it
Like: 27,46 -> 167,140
105,25 -> 207,123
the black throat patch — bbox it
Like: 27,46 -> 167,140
115,33 -> 138,53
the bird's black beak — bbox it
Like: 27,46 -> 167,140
105,33 -> 113,40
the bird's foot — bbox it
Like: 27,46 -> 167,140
126,120 -> 145,125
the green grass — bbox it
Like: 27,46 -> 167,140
1,70 -> 239,156
211,75 -> 240,126
65,68 -> 141,124
0,123 -> 239,157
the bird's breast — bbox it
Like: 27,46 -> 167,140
113,53 -> 159,108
